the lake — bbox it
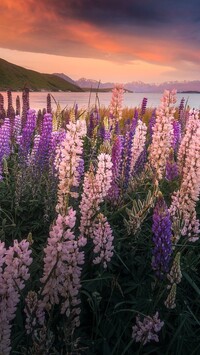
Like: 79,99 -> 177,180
1,91 -> 200,112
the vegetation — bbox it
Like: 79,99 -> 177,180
0,58 -> 83,92
0,88 -> 199,354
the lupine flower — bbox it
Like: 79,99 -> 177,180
165,148 -> 178,181
88,108 -> 100,138
109,84 -> 124,122
29,134 -> 41,164
102,117 -> 111,141
92,213 -> 114,268
148,108 -> 156,143
148,89 -> 176,180
178,97 -> 186,134
0,93 -> 6,124
6,90 -> 13,119
172,120 -> 181,151
0,118 -> 11,180
134,147 -> 147,175
34,113 -> 53,171
24,291 -> 45,334
130,119 -> 147,174
21,88 -> 30,129
77,157 -> 85,183
13,115 -> 21,140
107,135 -> 124,201
16,95 -> 21,116
0,240 -> 32,354
167,252 -> 182,285
47,93 -> 52,114
18,109 -> 36,164
40,209 -> 84,330
55,119 -> 86,213
49,130 -> 66,172
170,109 -> 200,241
132,312 -> 164,345
141,97 -> 148,117
164,283 -> 177,309
152,192 -> 172,279
79,153 -> 113,238
121,122 -> 136,188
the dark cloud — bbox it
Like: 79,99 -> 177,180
47,0 -> 200,27
1,0 -> 200,74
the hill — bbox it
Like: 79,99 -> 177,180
0,58 -> 83,92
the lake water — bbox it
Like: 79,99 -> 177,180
1,91 -> 200,112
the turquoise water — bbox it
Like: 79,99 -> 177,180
1,91 -> 200,111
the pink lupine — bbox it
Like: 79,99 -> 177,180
148,90 -> 176,180
24,291 -> 45,334
92,213 -> 114,268
0,240 -> 32,354
130,119 -> 147,174
40,208 -> 85,329
170,109 -> 200,241
109,84 -> 124,121
55,119 -> 86,213
132,312 -> 164,345
79,153 -> 113,238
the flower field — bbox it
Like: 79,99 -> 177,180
0,87 -> 200,354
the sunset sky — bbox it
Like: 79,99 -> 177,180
0,0 -> 200,83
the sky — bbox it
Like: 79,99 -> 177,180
0,0 -> 200,83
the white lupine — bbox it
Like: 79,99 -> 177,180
130,119 -> 147,174
55,119 -> 86,213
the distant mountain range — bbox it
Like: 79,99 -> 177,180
54,73 -> 200,93
1,58 -> 200,93
0,59 -> 83,92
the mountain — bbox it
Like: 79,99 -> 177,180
53,73 -> 77,85
0,58 -> 83,92
75,78 -> 115,90
59,76 -> 200,93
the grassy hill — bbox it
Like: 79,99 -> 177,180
0,58 -> 83,92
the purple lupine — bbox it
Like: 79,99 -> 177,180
18,109 -> 36,164
88,108 -> 100,137
47,93 -> 52,114
34,113 -> 52,170
107,135 -> 124,201
7,90 -> 13,118
74,103 -> 78,119
37,109 -> 43,135
134,147 -> 147,175
178,97 -> 187,134
0,94 -> 6,125
141,97 -> 148,116
178,97 -> 185,119
172,120 -> 181,151
49,130 -> 66,174
148,108 -> 156,143
122,124 -> 135,189
13,115 -> 22,141
21,88 -> 30,128
29,134 -> 40,164
165,149 -> 178,181
16,95 -> 21,116
88,110 -> 95,138
0,118 -> 11,180
152,193 -> 172,279
77,157 -> 85,183
103,128 -> 111,141
6,90 -> 15,138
